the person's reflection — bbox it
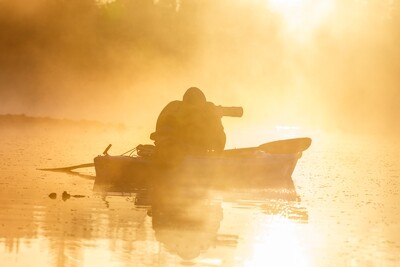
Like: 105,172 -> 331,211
145,186 -> 223,261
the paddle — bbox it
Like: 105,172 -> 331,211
37,163 -> 95,172
223,137 -> 312,155
37,144 -> 112,172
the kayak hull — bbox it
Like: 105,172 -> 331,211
93,152 -> 302,192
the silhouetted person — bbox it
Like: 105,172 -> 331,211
150,87 -> 226,162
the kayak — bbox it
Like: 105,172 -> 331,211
93,152 -> 301,191
93,138 -> 311,192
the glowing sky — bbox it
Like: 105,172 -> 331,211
0,0 -> 399,136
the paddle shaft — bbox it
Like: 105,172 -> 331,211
38,163 -> 94,172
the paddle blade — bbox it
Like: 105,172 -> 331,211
259,137 -> 312,154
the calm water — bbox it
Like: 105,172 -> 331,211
0,126 -> 399,267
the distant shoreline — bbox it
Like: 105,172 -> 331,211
0,114 -> 126,131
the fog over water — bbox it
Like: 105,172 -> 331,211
0,0 -> 399,138
1,2 -> 400,266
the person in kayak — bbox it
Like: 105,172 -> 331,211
150,87 -> 226,160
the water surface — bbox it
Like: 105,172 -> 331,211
1,127 -> 399,267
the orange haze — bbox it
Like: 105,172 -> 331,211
0,0 -> 399,138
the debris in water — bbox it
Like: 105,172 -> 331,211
72,194 -> 86,198
62,191 -> 71,201
48,193 -> 57,199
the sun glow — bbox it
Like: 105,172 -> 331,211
244,218 -> 311,267
266,0 -> 336,42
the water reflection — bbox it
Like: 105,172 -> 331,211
1,158 -> 308,266
149,189 -> 224,261
106,173 -> 309,264
243,217 -> 311,267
